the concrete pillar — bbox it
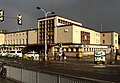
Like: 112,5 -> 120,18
49,46 -> 54,60
63,48 -> 66,52
73,48 -> 76,52
77,48 -> 83,58
68,48 -> 71,52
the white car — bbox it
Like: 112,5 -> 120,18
0,51 -> 9,57
2,51 -> 9,57
7,50 -> 23,58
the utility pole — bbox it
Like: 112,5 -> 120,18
36,7 -> 55,61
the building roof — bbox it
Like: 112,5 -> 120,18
57,24 -> 100,32
5,28 -> 38,34
100,31 -> 118,33
38,15 -> 82,25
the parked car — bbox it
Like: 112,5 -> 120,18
7,51 -> 16,58
2,51 -> 9,57
7,50 -> 23,58
0,51 -> 9,57
24,52 -> 39,60
0,51 -> 2,57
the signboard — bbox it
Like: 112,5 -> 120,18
94,50 -> 106,64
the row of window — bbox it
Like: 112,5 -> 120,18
6,39 -> 25,45
102,33 -> 118,37
58,19 -> 73,25
39,28 -> 54,32
6,33 -> 25,37
55,47 -> 108,52
39,40 -> 54,44
102,40 -> 117,44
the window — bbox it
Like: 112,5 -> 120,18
22,39 -> 24,44
103,34 -> 105,37
115,40 -> 117,44
13,40 -> 15,44
19,39 -> 21,44
16,39 -> 18,44
115,34 -> 117,37
103,40 -> 105,44
84,35 -> 87,40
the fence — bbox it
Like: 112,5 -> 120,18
4,65 -> 111,83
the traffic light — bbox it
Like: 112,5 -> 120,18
0,10 -> 4,22
17,14 -> 22,25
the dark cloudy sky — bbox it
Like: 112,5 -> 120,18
0,0 -> 120,34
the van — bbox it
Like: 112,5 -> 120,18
16,51 -> 23,58
7,50 -> 23,58
7,51 -> 16,58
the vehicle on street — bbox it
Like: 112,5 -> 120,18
0,51 -> 2,57
23,51 -> 39,60
0,51 -> 9,57
7,50 -> 23,58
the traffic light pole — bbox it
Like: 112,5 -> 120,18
0,10 -> 22,25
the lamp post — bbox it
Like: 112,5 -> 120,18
36,7 -> 55,61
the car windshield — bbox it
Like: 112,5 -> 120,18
27,52 -> 38,54
3,51 -> 6,53
17,51 -> 22,53
10,51 -> 15,53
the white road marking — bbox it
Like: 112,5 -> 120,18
80,76 -> 115,83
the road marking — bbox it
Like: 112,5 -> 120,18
93,64 -> 106,68
107,65 -> 120,67
80,77 -> 115,83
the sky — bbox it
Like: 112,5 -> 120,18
0,0 -> 120,34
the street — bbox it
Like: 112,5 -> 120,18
0,77 -> 15,83
0,57 -> 120,83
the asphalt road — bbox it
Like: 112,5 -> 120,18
0,57 -> 120,83
0,77 -> 15,83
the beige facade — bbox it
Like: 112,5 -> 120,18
56,24 -> 101,45
0,33 -> 5,45
5,31 -> 27,45
4,28 -> 38,51
28,29 -> 38,45
100,32 -> 118,49
0,15 -> 118,57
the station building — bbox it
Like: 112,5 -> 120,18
0,15 -> 119,57
37,15 -> 118,57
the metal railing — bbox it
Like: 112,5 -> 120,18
4,65 -> 112,83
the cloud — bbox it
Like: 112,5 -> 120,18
0,0 -> 120,34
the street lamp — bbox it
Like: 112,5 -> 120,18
36,7 -> 55,61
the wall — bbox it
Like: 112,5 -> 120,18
0,33 -> 5,45
57,25 -> 73,43
100,32 -> 119,50
72,25 -> 101,45
5,32 -> 27,45
28,30 -> 37,44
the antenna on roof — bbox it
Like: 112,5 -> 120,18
100,23 -> 103,32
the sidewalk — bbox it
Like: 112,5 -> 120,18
52,56 -> 120,65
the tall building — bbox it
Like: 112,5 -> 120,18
37,15 -> 119,57
0,15 -> 119,57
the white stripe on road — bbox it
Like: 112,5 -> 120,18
80,76 -> 115,83
93,64 -> 106,68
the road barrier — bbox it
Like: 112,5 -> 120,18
4,65 -> 111,83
